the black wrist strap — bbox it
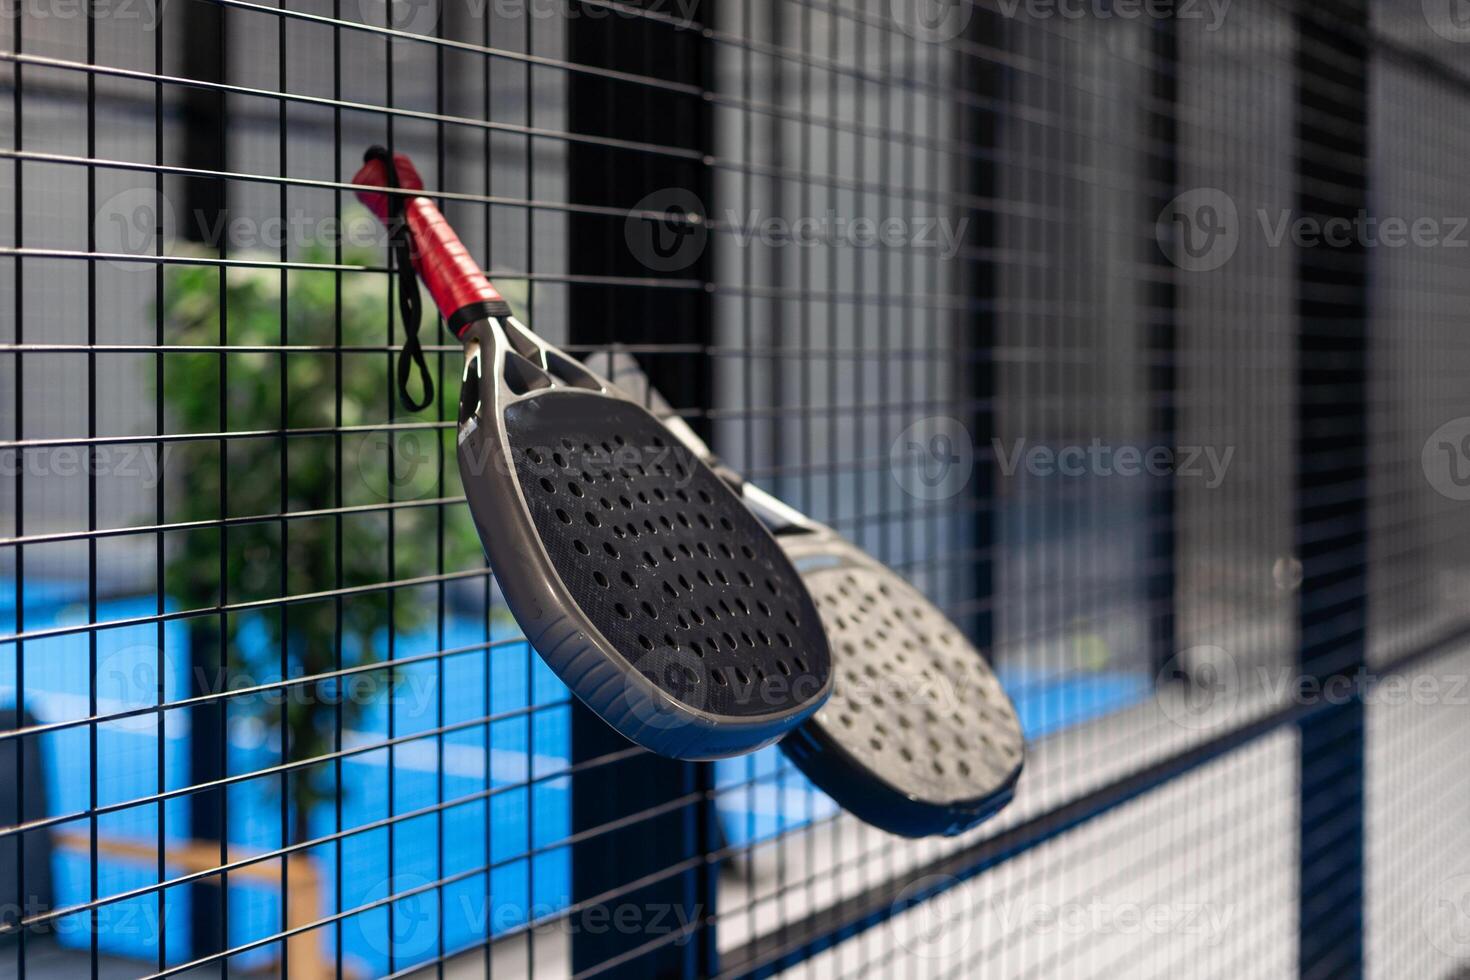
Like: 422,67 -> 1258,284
364,145 -> 434,413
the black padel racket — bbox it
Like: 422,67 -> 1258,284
600,353 -> 1025,836
353,149 -> 832,760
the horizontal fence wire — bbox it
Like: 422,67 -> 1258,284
1,0 -> 1469,979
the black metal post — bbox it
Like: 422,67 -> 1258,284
565,3 -> 717,977
960,8 -> 1003,655
176,0 -> 230,961
178,0 -> 227,245
1294,5 -> 1370,978
1147,15 -> 1180,681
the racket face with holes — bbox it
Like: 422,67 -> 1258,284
598,351 -> 1023,834
347,151 -> 830,759
776,534 -> 1024,837
454,319 -> 833,760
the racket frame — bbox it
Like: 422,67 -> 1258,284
353,153 -> 833,760
601,352 -> 1025,835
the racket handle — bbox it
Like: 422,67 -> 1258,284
352,149 -> 510,338
402,198 -> 510,335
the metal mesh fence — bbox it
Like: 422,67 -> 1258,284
1,1 -> 1469,978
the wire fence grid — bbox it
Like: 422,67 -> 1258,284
2,0 -> 1470,978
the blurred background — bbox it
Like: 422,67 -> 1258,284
1,0 -> 1469,977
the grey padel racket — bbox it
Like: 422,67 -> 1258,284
601,353 -> 1025,836
353,149 -> 832,760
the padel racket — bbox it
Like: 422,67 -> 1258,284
353,148 -> 832,760
600,353 -> 1025,837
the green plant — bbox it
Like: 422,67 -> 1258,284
159,240 -> 489,842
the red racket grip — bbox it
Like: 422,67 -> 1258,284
401,198 -> 508,335
352,150 -> 509,338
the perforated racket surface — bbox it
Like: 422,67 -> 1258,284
777,533 -> 1024,836
354,152 -> 831,760
601,352 -> 1024,836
